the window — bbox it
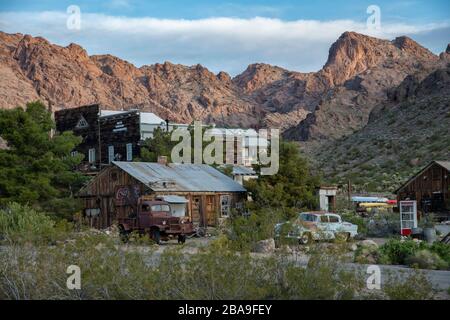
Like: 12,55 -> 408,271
142,204 -> 151,212
88,148 -> 96,163
108,146 -> 114,163
70,150 -> 78,157
126,143 -> 133,161
320,215 -> 329,223
328,215 -> 339,223
220,195 -> 231,217
299,213 -> 317,222
151,205 -> 170,212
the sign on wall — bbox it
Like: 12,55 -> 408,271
115,185 -> 140,206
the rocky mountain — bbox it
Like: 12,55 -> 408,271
310,63 -> 450,192
283,32 -> 444,141
0,30 -> 447,139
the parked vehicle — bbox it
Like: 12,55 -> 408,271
118,199 -> 194,244
274,212 -> 358,245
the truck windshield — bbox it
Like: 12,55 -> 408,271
151,205 -> 170,212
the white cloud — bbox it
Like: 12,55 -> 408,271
0,11 -> 448,75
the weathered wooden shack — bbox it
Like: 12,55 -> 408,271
396,161 -> 450,218
55,104 -> 142,169
77,159 -> 247,229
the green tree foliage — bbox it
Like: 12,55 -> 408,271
0,101 -> 86,218
139,127 -> 176,162
245,141 -> 321,214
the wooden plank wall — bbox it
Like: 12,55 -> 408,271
397,163 -> 449,212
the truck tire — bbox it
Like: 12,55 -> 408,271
299,233 -> 312,245
118,225 -> 129,243
151,229 -> 161,245
178,235 -> 186,244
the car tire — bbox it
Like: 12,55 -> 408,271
336,232 -> 350,242
178,234 -> 186,244
151,229 -> 161,245
299,233 -> 311,245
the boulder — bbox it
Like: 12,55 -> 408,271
253,239 -> 276,253
360,239 -> 379,248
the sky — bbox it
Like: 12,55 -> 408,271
0,0 -> 449,75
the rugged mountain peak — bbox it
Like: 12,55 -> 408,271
92,54 -> 140,79
446,44 -> 450,54
233,63 -> 289,93
322,31 -> 389,85
392,36 -> 436,60
216,71 -> 231,83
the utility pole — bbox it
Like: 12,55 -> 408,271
347,180 -> 352,203
98,116 -> 102,169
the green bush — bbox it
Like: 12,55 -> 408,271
429,242 -> 450,266
0,203 -> 57,244
405,250 -> 448,270
379,239 -> 426,265
227,208 -> 283,251
383,272 -> 435,300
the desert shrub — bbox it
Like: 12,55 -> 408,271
279,254 -> 362,300
383,272 -> 435,300
405,250 -> 448,270
429,242 -> 450,266
0,232 -> 151,299
379,239 -> 426,265
0,203 -> 57,244
227,208 -> 284,251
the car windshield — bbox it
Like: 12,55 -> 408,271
151,204 -> 171,212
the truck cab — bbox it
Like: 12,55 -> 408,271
118,199 -> 194,244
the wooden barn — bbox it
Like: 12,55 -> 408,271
77,158 -> 247,229
396,161 -> 450,219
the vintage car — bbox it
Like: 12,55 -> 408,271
274,212 -> 358,245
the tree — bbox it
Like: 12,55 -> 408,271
245,140 -> 321,217
0,101 -> 87,219
139,127 -> 176,162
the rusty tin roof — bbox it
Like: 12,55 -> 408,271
112,161 -> 246,193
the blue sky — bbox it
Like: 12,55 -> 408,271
0,0 -> 449,75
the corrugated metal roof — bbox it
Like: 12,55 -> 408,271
140,112 -> 165,125
232,166 -> 257,176
436,161 -> 450,171
158,195 -> 189,203
112,161 -> 246,192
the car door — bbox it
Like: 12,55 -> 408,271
327,214 -> 342,238
138,204 -> 152,229
316,215 -> 331,239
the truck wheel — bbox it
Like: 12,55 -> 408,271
178,235 -> 186,244
299,233 -> 311,245
118,225 -> 129,243
151,229 -> 161,245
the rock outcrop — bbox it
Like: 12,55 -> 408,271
0,30 -> 446,139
